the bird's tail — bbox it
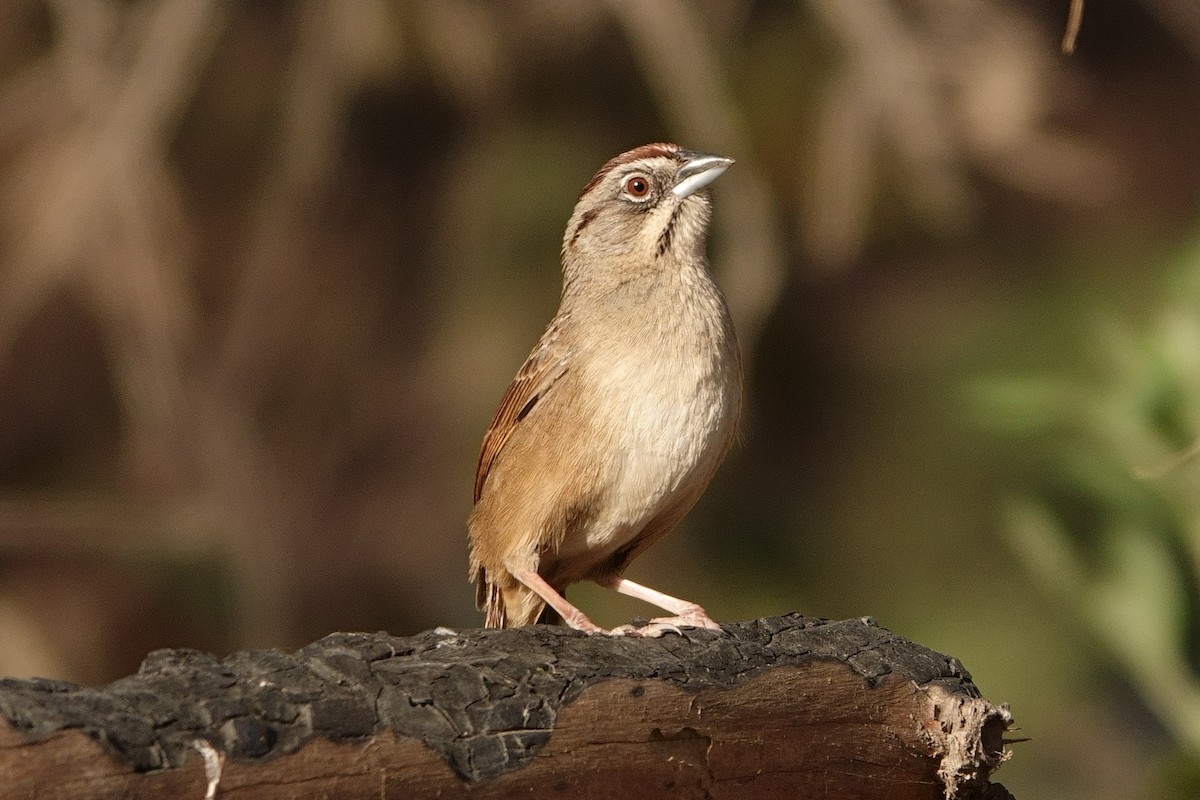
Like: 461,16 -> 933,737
474,568 -> 557,628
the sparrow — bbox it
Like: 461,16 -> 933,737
468,143 -> 741,636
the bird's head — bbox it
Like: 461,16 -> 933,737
561,143 -> 733,284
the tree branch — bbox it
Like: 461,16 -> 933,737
0,614 -> 1015,799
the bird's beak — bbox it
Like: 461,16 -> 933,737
672,151 -> 734,199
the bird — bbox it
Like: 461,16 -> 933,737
467,143 -> 742,636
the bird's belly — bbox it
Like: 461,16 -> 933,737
562,351 -> 737,559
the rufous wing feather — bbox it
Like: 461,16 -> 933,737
473,317 -> 571,503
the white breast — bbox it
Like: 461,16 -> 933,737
576,295 -> 739,553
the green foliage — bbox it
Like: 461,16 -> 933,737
973,236 -> 1200,754
1152,751 -> 1200,800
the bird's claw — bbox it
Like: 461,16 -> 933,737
608,620 -> 684,638
607,612 -> 722,638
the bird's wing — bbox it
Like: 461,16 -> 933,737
473,318 -> 571,503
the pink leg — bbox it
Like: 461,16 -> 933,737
600,576 -> 722,633
513,569 -> 606,634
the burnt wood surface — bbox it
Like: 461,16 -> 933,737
0,613 -> 1016,799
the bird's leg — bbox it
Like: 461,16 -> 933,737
512,569 -> 607,634
599,576 -> 723,636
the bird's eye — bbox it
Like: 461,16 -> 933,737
624,175 -> 651,198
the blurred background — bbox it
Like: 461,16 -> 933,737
0,0 -> 1198,797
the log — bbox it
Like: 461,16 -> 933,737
0,614 -> 1015,799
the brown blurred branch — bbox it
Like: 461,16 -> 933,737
808,0 -> 972,269
1063,0 -> 1085,54
806,0 -> 1117,269
0,0 -> 222,490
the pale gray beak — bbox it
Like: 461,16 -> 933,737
672,151 -> 734,199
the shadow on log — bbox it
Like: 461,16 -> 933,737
0,614 -> 1015,799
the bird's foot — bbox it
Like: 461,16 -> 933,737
607,620 -> 681,638
609,610 -> 723,638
